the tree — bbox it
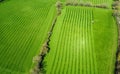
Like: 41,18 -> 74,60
0,0 -> 4,2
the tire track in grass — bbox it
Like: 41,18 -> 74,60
73,8 -> 77,74
64,8 -> 70,74
72,8 -> 76,74
80,8 -> 83,74
70,9 -> 74,74
50,20 -> 61,73
83,9 -> 86,74
74,8 -> 77,74
87,9 -> 91,74
61,8 -> 70,74
84,9 -> 88,74
87,10 -> 92,74
55,14 -> 67,74
88,9 -> 93,74
79,8 -> 83,74
69,9 -> 73,73
66,8 -> 70,74
50,13 -> 66,74
88,10 -> 93,74
78,8 -> 82,74
76,8 -> 79,74
81,8 -> 84,74
65,8 -> 72,74
91,10 -> 98,74
72,10 -> 75,74
91,10 -> 96,74
75,8 -> 79,74
79,8 -> 81,74
78,8 -> 81,74
77,8 -> 79,74
86,10 -> 88,73
69,8 -> 73,74
85,9 -> 89,74
58,14 -> 67,74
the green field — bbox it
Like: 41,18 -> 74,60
0,0 -> 118,74
0,0 -> 56,74
44,6 -> 117,74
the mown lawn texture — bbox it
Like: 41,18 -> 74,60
44,6 -> 117,74
0,0 -> 56,74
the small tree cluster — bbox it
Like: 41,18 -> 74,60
73,0 -> 79,6
112,1 -> 119,10
95,4 -> 108,9
66,2 -> 93,7
55,1 -> 63,15
0,0 -> 4,2
31,42 -> 49,74
84,2 -> 92,7
112,10 -> 119,17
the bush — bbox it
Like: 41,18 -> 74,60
79,3 -> 84,6
73,0 -> 78,6
66,2 -> 72,6
95,4 -> 108,9
100,4 -> 108,8
0,0 -> 4,2
55,1 -> 62,9
112,1 -> 118,7
112,10 -> 119,17
84,2 -> 92,7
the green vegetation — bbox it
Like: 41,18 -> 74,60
64,0 -> 113,4
0,0 -> 118,74
44,6 -> 117,74
0,0 -> 56,74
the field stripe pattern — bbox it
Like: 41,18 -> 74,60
44,6 -> 98,74
0,1 -> 56,73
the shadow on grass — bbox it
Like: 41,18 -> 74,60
39,60 -> 47,74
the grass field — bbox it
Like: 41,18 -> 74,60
0,0 -> 118,74
0,0 -> 56,74
43,6 -> 117,74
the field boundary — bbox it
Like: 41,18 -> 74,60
56,1 -> 113,9
112,1 -> 120,74
31,16 -> 58,74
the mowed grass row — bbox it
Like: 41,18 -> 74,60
44,6 -> 98,74
0,1 -> 56,74
44,6 -> 117,74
